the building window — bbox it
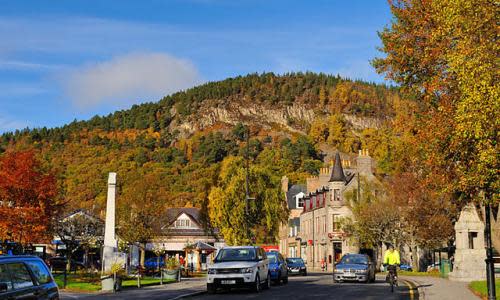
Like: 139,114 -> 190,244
316,217 -> 320,232
323,216 -> 326,232
297,195 -> 304,208
175,219 -> 191,228
334,189 -> 341,201
332,214 -> 340,231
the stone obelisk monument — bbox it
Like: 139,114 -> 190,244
102,172 -> 118,273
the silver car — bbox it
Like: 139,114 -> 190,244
334,254 -> 376,283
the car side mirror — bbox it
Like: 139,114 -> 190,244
0,283 -> 8,292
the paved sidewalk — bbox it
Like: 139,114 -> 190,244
60,277 -> 206,300
400,276 -> 479,300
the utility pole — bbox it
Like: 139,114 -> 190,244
484,191 -> 496,300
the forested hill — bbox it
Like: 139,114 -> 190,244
1,72 -> 399,145
0,72 -> 405,223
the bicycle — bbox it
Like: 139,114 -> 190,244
386,264 -> 398,293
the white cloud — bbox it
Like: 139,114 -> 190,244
0,115 -> 29,132
0,60 -> 65,71
61,52 -> 201,109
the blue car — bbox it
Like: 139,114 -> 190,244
286,257 -> 307,276
400,263 -> 413,272
144,257 -> 165,270
266,251 -> 288,284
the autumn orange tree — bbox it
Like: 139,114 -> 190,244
0,150 -> 60,245
387,173 -> 455,270
373,0 -> 499,204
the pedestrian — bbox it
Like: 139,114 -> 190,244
180,255 -> 185,267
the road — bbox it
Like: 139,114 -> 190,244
60,273 -> 418,300
192,273 -> 418,300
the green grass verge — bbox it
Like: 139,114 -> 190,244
53,274 -> 101,292
469,280 -> 500,299
122,277 -> 176,288
53,274 -> 177,292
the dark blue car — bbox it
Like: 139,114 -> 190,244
266,252 -> 288,284
286,257 -> 307,276
144,257 -> 165,270
0,255 -> 59,300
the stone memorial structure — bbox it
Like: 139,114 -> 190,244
102,172 -> 118,274
449,204 -> 487,282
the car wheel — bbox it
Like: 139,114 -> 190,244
263,272 -> 271,290
253,274 -> 261,293
303,271 -> 307,276
275,271 -> 281,285
207,283 -> 217,294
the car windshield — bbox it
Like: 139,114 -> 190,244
215,248 -> 256,262
266,253 -> 278,263
340,255 -> 368,265
286,258 -> 304,264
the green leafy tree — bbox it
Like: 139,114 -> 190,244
208,156 -> 288,245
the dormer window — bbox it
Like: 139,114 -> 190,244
295,192 -> 305,208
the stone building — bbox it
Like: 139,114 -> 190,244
297,150 -> 377,270
279,181 -> 306,259
449,204 -> 487,281
148,208 -> 224,271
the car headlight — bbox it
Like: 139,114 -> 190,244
300,266 -> 306,269
208,268 -> 217,274
334,269 -> 344,274
355,269 -> 367,274
240,267 -> 254,273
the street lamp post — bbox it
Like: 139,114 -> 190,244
484,192 -> 496,300
244,126 -> 255,244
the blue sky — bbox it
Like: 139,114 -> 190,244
0,0 -> 392,133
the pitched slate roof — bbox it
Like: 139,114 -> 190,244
165,207 -> 201,225
329,152 -> 346,183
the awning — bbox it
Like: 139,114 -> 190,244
185,241 -> 217,251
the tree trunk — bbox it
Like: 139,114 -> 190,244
140,244 -> 146,268
84,247 -> 89,272
411,243 -> 419,272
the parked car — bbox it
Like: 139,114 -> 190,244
266,251 -> 288,284
0,255 -> 59,299
400,263 -> 413,272
144,257 -> 165,270
334,254 -> 376,283
46,256 -> 85,272
286,257 -> 307,276
206,246 -> 270,294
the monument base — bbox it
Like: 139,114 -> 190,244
449,249 -> 486,282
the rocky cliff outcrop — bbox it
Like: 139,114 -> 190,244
168,97 -> 385,138
171,99 -> 316,137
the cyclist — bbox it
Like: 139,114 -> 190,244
383,244 -> 400,285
